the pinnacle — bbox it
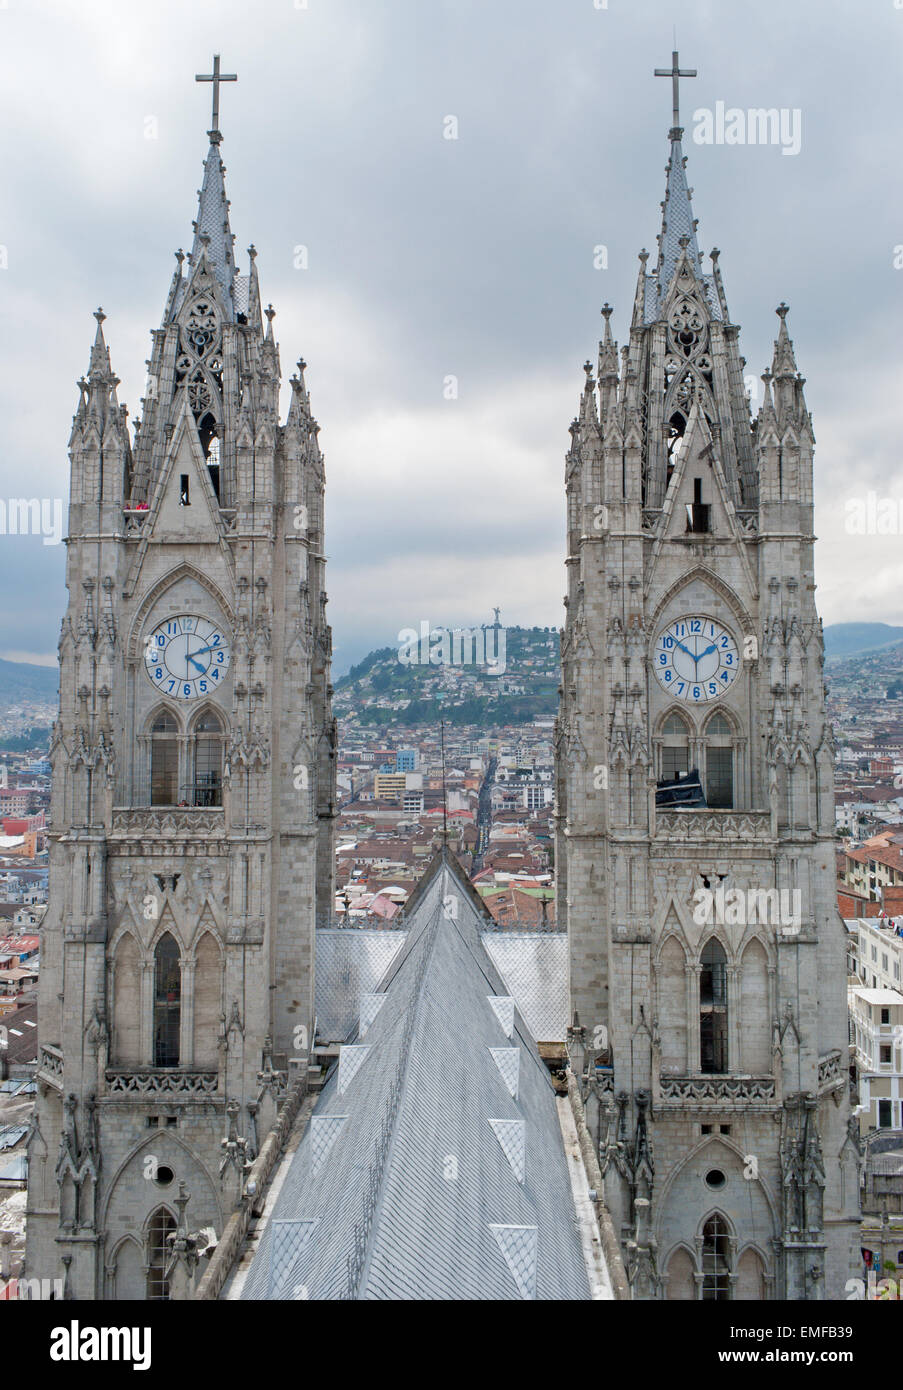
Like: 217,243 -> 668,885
88,306 -> 112,378
653,130 -> 703,310
190,136 -> 236,312
771,302 -> 799,377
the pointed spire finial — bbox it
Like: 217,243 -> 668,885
94,307 -> 105,326
195,54 -> 237,136
654,49 -> 697,138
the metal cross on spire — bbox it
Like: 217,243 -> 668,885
195,54 -> 237,134
654,49 -> 697,134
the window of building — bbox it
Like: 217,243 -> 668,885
146,1208 -> 175,1301
661,712 -> 690,781
701,1215 -> 731,1300
198,415 -> 221,500
700,938 -> 728,1074
686,476 -> 711,534
880,1008 -> 890,1024
705,713 -> 734,809
150,711 -> 179,805
880,1045 -> 892,1065
153,933 -> 181,1067
191,710 -> 224,807
878,1099 -> 892,1128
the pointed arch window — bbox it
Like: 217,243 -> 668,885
700,937 -> 728,1074
705,712 -> 734,809
153,933 -> 181,1067
198,414 -> 220,500
191,710 -> 224,807
701,1215 -> 732,1300
661,712 -> 691,782
666,412 -> 687,487
146,1207 -> 176,1300
150,711 -> 179,806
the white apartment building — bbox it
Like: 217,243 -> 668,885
849,986 -> 903,1134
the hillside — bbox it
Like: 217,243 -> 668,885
0,657 -> 59,703
823,623 -> 903,661
335,626 -> 560,728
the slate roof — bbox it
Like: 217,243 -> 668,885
646,132 -> 723,325
315,925 -> 568,1044
240,851 -> 590,1301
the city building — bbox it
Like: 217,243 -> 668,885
25,61 -> 336,1300
555,54 -> 859,1298
849,989 -> 903,1133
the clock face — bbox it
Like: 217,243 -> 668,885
144,615 -> 231,701
653,615 -> 740,703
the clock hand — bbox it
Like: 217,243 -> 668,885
698,643 -> 718,660
186,654 -> 207,674
673,640 -> 695,660
190,643 -> 220,657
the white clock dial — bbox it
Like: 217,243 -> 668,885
144,614 -> 231,701
653,615 -> 740,703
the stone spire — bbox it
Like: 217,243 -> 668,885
189,135 -> 237,311
187,55 -> 239,311
597,303 -> 619,416
656,133 -> 702,296
653,50 -> 701,299
69,308 -> 131,510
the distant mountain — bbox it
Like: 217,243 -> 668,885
0,656 -> 59,703
823,624 -> 903,662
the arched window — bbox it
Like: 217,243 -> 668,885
146,1207 -> 175,1300
701,1215 -> 732,1300
191,710 -> 224,807
153,933 -> 181,1067
198,415 -> 220,499
705,712 -> 734,809
700,938 -> 728,1074
661,712 -> 691,781
666,412 -> 687,485
150,711 -> 179,806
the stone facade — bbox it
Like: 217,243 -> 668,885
25,117 -> 335,1299
557,100 -> 861,1298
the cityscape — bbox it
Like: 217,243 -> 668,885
0,0 -> 900,1364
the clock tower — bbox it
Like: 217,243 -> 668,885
26,61 -> 336,1299
557,55 -> 860,1299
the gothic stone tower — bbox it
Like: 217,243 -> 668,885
557,56 -> 860,1300
26,66 -> 336,1300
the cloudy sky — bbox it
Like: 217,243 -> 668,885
0,0 -> 901,675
